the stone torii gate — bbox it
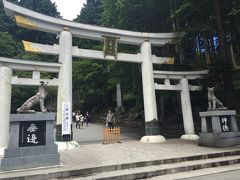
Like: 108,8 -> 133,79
154,70 -> 208,140
2,0 -> 203,144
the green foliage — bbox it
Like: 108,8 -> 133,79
101,0 -> 118,27
0,0 -> 17,34
8,0 -> 59,17
172,0 -> 240,109
101,0 -> 172,32
0,31 -> 17,57
72,59 -> 109,110
171,0 -> 214,34
74,0 -> 102,25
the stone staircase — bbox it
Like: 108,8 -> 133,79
2,150 -> 239,180
60,151 -> 240,180
1,147 -> 240,180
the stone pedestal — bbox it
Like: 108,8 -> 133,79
0,113 -> 60,171
140,120 -> 166,143
56,124 -> 73,141
199,110 -> 240,147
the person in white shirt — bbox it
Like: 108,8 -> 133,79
75,112 -> 80,129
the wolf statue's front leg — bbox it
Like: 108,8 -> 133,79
208,101 -> 212,110
212,98 -> 217,110
39,98 -> 47,112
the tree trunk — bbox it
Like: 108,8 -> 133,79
203,35 -> 211,65
213,0 -> 235,108
230,43 -> 239,69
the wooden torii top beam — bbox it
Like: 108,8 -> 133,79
3,0 -> 184,46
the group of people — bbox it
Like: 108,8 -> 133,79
72,110 -> 116,129
73,111 -> 91,129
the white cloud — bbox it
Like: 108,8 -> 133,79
51,0 -> 86,20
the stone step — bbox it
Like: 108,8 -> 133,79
1,150 -> 240,179
56,150 -> 240,179
147,164 -> 240,180
67,155 -> 240,180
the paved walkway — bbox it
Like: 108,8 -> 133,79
72,122 -> 145,144
1,123 -> 240,179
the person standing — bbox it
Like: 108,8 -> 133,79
85,111 -> 91,127
75,112 -> 80,129
106,110 -> 115,128
72,111 -> 76,122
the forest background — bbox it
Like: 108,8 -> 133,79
0,0 -> 239,127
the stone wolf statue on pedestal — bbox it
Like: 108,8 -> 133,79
207,87 -> 227,110
17,81 -> 48,113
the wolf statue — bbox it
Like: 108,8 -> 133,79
17,81 -> 48,113
207,87 -> 227,110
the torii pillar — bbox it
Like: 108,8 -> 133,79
56,27 -> 73,141
180,78 -> 199,140
140,41 -> 166,143
0,67 -> 12,155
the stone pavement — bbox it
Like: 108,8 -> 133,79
72,122 -> 145,144
0,123 -> 240,179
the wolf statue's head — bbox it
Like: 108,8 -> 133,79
207,87 -> 214,95
40,81 -> 48,86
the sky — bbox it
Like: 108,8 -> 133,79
51,0 -> 86,20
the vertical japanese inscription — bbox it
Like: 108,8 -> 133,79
62,102 -> 72,135
19,121 -> 46,147
220,116 -> 231,132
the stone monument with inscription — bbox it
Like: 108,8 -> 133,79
0,113 -> 60,171
199,87 -> 240,147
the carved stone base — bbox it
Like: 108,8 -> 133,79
140,135 -> 166,143
141,120 -> 166,143
180,134 -> 199,140
145,120 -> 160,136
55,141 -> 80,150
199,110 -> 240,147
55,124 -> 73,142
0,113 -> 60,171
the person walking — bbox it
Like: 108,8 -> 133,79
85,111 -> 91,127
106,110 -> 115,128
80,113 -> 84,127
75,112 -> 80,129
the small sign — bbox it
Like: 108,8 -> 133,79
62,102 -> 72,135
220,116 -> 231,132
19,121 -> 46,147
